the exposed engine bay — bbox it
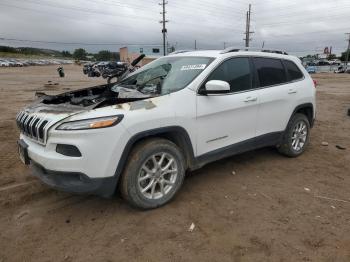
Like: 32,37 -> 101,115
35,84 -> 154,111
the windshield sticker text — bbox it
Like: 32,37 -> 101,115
180,64 -> 206,71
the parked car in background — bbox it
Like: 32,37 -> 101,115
306,65 -> 316,74
334,65 -> 346,73
0,58 -> 73,67
329,59 -> 341,65
316,60 -> 330,66
0,59 -> 10,67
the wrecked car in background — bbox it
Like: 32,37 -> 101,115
16,48 -> 316,209
83,54 -> 145,84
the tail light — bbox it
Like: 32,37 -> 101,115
312,79 -> 317,88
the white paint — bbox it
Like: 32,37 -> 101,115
18,50 -> 316,182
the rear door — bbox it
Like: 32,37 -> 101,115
196,57 -> 259,156
254,57 -> 303,137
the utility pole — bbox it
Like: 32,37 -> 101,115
345,33 -> 350,67
159,0 -> 168,56
194,40 -> 197,50
224,42 -> 226,49
244,4 -> 254,48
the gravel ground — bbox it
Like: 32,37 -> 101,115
0,65 -> 349,261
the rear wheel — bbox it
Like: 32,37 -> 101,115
120,138 -> 186,209
278,113 -> 310,157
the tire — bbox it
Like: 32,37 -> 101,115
120,138 -> 186,209
278,113 -> 310,157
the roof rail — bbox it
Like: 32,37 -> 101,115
169,50 -> 192,55
220,47 -> 254,53
261,49 -> 288,55
220,46 -> 288,55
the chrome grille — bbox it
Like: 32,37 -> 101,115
16,111 -> 50,144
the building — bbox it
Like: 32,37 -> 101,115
120,46 -> 162,66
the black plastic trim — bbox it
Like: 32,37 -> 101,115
31,161 -> 116,197
114,127 -> 286,186
290,103 -> 314,128
195,132 -> 284,168
113,126 -> 196,182
56,144 -> 82,157
18,139 -> 30,165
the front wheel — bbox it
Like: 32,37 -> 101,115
278,113 -> 310,157
120,138 -> 186,209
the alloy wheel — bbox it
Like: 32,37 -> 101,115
138,152 -> 178,200
291,120 -> 308,151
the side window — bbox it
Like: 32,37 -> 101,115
205,57 -> 252,92
253,57 -> 287,87
283,60 -> 304,81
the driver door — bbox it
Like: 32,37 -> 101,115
196,57 -> 259,156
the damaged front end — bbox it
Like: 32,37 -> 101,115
16,83 -> 154,144
37,83 -> 153,109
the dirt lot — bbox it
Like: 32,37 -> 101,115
0,65 -> 349,261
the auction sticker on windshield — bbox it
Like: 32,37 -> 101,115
180,64 -> 206,71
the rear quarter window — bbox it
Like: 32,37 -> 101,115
253,57 -> 287,87
283,60 -> 304,81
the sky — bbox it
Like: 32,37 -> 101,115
0,0 -> 349,56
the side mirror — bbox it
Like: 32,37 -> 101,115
201,80 -> 230,95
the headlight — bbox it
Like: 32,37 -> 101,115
56,115 -> 123,130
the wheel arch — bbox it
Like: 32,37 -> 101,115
113,126 -> 196,185
290,103 -> 314,128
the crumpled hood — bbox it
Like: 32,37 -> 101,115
17,83 -> 156,137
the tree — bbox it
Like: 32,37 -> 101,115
340,50 -> 350,62
95,50 -> 112,61
0,46 -> 16,53
94,50 -> 120,61
305,54 -> 317,59
73,48 -> 87,60
327,54 -> 337,60
61,50 -> 72,57
111,52 -> 120,61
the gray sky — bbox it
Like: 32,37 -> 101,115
0,0 -> 349,56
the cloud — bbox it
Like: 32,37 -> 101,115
0,0 -> 349,55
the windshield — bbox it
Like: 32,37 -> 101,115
112,56 -> 214,95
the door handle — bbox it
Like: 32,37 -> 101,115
288,89 -> 297,94
244,97 -> 257,102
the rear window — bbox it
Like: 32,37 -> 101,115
284,60 -> 304,81
253,57 -> 287,87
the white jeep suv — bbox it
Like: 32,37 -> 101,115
16,48 -> 316,209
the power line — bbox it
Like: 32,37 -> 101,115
0,1 -> 239,33
0,36 -> 161,46
6,0 -> 157,22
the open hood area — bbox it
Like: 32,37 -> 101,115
26,84 -> 153,115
